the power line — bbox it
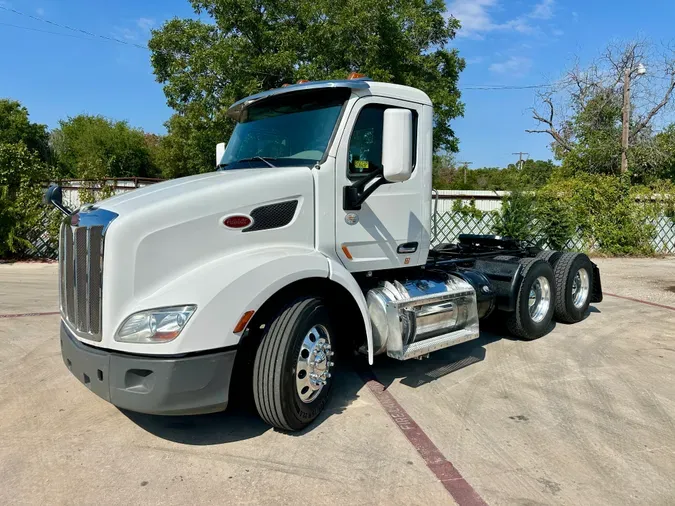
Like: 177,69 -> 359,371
0,21 -> 104,42
463,83 -> 556,90
0,5 -> 148,50
0,6 -> 561,92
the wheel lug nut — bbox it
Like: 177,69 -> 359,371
329,361 -> 334,367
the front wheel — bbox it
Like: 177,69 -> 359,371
507,258 -> 555,340
253,296 -> 335,431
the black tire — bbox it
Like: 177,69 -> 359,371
253,296 -> 334,431
506,258 -> 555,340
553,252 -> 594,323
535,249 -> 562,266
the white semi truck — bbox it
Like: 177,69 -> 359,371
46,77 -> 602,431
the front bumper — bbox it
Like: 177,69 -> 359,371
60,322 -> 236,415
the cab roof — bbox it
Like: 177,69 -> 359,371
227,79 -> 432,121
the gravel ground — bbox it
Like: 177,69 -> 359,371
592,256 -> 675,306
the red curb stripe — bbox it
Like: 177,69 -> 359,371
358,368 -> 488,506
0,311 -> 60,319
604,292 -> 675,311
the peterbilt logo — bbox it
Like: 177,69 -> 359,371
70,213 -> 80,226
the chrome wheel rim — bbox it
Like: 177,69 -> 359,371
295,325 -> 333,404
528,276 -> 551,323
572,268 -> 590,308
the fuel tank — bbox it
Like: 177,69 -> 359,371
367,273 -> 480,360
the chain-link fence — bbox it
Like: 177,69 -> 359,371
432,211 -> 675,254
21,198 -> 675,259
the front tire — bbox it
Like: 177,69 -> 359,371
507,258 -> 555,340
253,296 -> 335,431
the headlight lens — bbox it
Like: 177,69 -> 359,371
115,305 -> 196,343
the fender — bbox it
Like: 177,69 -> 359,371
107,246 -> 329,355
325,257 -> 373,364
107,246 -> 374,361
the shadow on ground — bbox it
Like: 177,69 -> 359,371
372,329 -> 506,389
120,360 -> 365,444
120,307 -> 598,442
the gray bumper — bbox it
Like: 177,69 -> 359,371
60,322 -> 236,415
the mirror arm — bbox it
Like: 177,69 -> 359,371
51,200 -> 72,217
343,168 -> 388,211
43,184 -> 72,216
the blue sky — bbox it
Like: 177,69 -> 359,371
1,0 -> 674,168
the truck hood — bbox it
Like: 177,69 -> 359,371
97,166 -> 316,302
100,169 -> 269,215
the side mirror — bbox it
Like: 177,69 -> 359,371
216,142 -> 226,166
381,109 -> 413,182
43,184 -> 71,216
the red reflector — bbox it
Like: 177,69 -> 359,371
223,215 -> 252,229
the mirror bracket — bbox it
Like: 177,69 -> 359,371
43,184 -> 72,216
343,168 -> 388,211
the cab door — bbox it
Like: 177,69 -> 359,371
334,97 -> 425,272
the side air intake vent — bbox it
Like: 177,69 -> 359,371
245,200 -> 298,232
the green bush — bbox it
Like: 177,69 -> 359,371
452,199 -> 484,220
494,174 -> 672,256
0,143 -> 57,258
493,190 -> 536,242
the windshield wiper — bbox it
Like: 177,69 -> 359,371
235,156 -> 278,168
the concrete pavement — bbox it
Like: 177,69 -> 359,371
0,260 -> 674,505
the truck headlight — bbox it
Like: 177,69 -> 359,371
115,305 -> 196,343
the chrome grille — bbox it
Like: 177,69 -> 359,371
59,208 -> 117,342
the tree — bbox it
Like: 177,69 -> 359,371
149,0 -> 465,176
527,40 -> 675,182
51,115 -> 160,179
154,102 -> 231,179
0,99 -> 50,161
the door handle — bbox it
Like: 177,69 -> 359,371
397,242 -> 418,254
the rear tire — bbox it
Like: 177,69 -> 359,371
553,253 -> 593,323
507,258 -> 555,340
536,249 -> 562,266
253,296 -> 335,431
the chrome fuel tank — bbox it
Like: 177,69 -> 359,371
367,274 -> 479,360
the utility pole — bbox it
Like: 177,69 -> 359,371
458,161 -> 472,185
512,152 -> 529,170
621,62 -> 646,174
621,67 -> 631,174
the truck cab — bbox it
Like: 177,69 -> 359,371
51,78 -> 602,431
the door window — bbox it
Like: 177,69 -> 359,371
347,105 -> 417,179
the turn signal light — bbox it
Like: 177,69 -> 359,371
234,310 -> 255,333
296,79 -> 309,84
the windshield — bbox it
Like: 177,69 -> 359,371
219,88 -> 350,170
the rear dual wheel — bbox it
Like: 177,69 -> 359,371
552,252 -> 593,323
507,258 -> 555,340
506,252 -> 593,340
